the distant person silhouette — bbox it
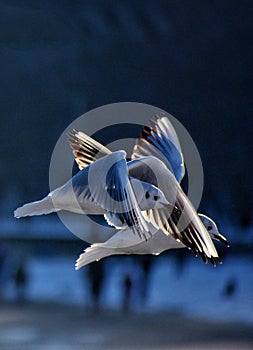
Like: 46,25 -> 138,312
223,277 -> 237,298
14,262 -> 27,303
123,274 -> 132,312
87,261 -> 104,310
139,256 -> 152,304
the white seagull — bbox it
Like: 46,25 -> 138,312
14,114 -> 228,268
67,115 -> 229,269
14,150 -> 171,240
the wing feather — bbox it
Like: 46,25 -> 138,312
132,114 -> 185,182
68,129 -> 111,170
128,156 -> 221,265
82,150 -> 150,240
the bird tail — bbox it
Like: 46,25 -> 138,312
75,244 -> 116,270
14,196 -> 57,218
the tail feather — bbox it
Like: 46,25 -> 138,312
14,196 -> 57,218
75,244 -> 116,270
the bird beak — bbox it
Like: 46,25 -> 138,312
155,199 -> 172,209
213,233 -> 230,247
154,202 -> 165,209
219,233 -> 230,247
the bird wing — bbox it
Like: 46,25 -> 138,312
68,114 -> 185,183
68,129 -> 111,170
67,122 -> 224,262
131,114 -> 185,183
72,150 -> 150,240
128,156 -> 221,265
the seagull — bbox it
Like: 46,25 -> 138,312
67,115 -> 229,269
14,114 -> 228,268
75,213 -> 228,270
14,150 -> 171,240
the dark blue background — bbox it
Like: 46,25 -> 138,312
1,0 -> 252,225
0,4 -> 253,338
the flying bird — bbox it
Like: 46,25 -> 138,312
14,114 -> 228,268
14,150 -> 171,240
67,115 -> 229,269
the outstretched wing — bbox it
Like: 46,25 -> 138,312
128,156 -> 222,266
68,129 -> 111,170
68,114 -> 185,183
72,150 -> 150,240
132,114 -> 185,183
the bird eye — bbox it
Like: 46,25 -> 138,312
154,195 -> 160,201
207,225 -> 212,231
145,192 -> 150,199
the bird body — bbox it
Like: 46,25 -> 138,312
15,151 -> 171,240
75,226 -> 183,269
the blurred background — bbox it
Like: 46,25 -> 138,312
0,0 -> 252,349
